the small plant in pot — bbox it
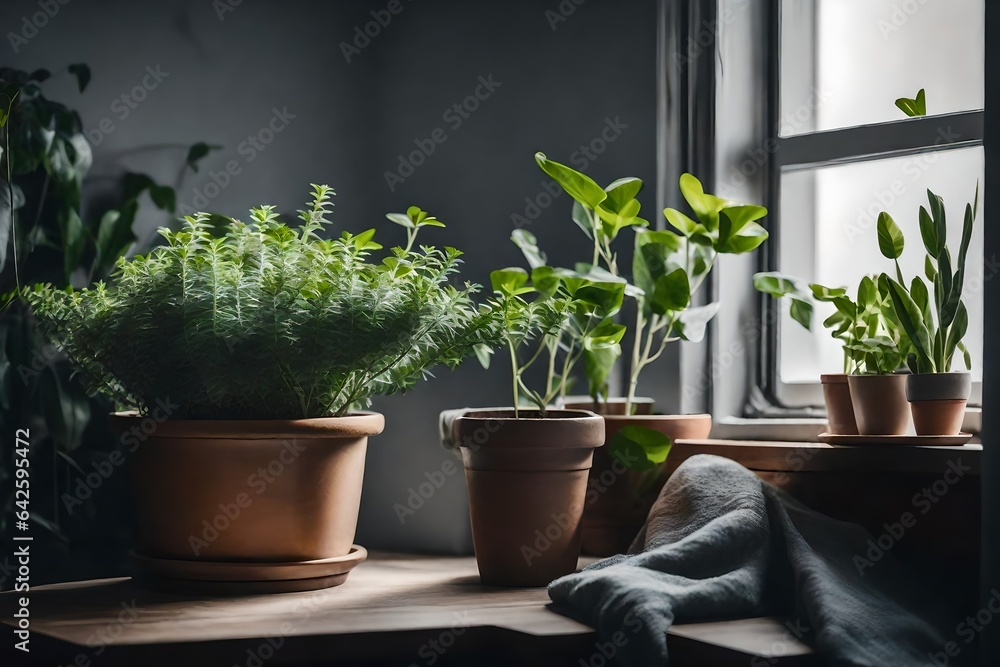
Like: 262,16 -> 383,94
752,273 -> 903,435
876,187 -> 978,435
520,153 -> 769,555
754,271 -> 914,436
451,266 -> 626,586
23,186 -> 498,591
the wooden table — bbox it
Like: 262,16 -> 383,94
1,553 -> 813,666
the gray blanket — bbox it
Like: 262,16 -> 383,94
548,454 -> 956,666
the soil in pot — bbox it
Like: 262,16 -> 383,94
847,375 -> 910,435
112,411 -> 384,571
820,374 -> 858,435
453,409 -> 603,587
569,409 -> 711,557
906,372 -> 972,436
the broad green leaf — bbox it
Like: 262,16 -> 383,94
650,269 -> 689,314
789,300 -> 813,330
715,205 -> 767,247
583,345 -> 619,400
608,425 -> 673,472
574,281 -> 626,316
675,302 -> 721,342
386,212 -> 415,228
535,152 -> 607,209
857,276 -> 877,311
715,220 -> 768,254
809,283 -> 848,302
877,212 -> 905,259
633,230 -> 684,312
490,267 -> 530,296
511,229 -> 547,269
894,88 -> 926,117
603,177 -> 643,210
678,173 -> 728,230
94,206 -> 136,270
663,207 -> 705,238
754,272 -> 809,299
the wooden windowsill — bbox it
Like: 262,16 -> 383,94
1,552 -> 814,666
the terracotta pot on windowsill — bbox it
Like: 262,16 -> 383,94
560,397 -> 712,557
452,408 -> 603,587
847,374 -> 911,435
906,372 -> 972,435
820,374 -> 859,435
111,411 -> 383,590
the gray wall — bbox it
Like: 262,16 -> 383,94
2,0 -> 658,553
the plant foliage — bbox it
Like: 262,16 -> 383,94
24,186 -> 499,419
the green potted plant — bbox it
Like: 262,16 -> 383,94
754,269 -> 916,435
451,266 -> 625,586
519,153 -> 769,555
877,188 -> 977,435
752,273 -> 909,435
23,186 -> 498,590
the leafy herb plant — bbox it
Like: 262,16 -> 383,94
489,264 -> 625,417
24,186 -> 499,419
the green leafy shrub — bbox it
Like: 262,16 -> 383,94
24,186 -> 499,419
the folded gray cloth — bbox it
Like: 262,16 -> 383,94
548,454 -> 955,666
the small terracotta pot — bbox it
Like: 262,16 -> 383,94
561,399 -> 712,557
847,374 -> 911,435
906,372 -> 971,436
454,409 -> 603,587
112,411 -> 384,563
820,374 -> 859,435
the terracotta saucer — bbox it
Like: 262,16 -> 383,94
132,545 -> 367,594
818,433 -> 973,446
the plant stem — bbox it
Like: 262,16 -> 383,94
508,339 -> 520,419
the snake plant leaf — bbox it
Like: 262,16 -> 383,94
880,274 -> 934,373
944,301 -> 968,372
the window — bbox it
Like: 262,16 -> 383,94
757,0 -> 986,411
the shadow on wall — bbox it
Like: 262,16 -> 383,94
1,0 -> 658,554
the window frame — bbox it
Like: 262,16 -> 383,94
753,0 -> 986,414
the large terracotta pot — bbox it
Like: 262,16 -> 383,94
562,401 -> 712,556
821,374 -> 859,435
906,372 -> 972,435
112,411 -> 383,563
453,409 -> 603,587
847,374 -> 910,435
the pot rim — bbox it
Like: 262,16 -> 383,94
108,410 -> 385,439
453,408 -> 604,449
